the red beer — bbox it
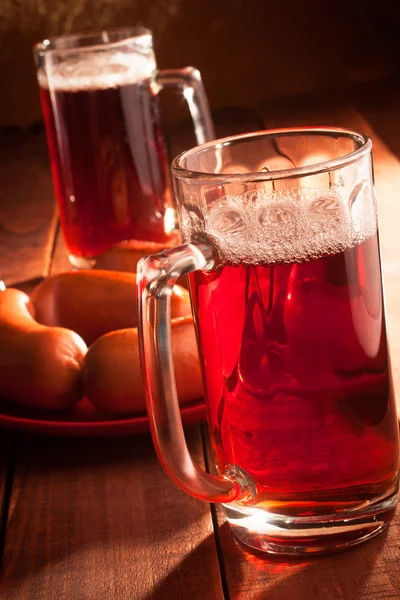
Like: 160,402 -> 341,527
190,231 -> 399,516
39,57 -> 174,260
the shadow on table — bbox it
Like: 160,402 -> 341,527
215,520 -> 394,600
137,518 -> 392,600
1,432 -> 398,599
0,429 -> 223,599
141,534 -> 224,600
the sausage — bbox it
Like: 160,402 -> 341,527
30,270 -> 192,345
83,316 -> 204,414
0,288 -> 87,410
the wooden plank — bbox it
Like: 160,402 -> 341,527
0,126 -> 57,287
215,500 -> 400,600
0,428 -> 224,600
0,431 -> 14,565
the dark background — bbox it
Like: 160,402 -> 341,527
0,0 -> 399,128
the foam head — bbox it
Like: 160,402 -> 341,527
38,51 -> 155,92
179,186 -> 377,265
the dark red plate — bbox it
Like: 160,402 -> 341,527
0,397 -> 206,437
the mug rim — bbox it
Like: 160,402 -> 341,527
33,26 -> 152,55
171,127 -> 372,183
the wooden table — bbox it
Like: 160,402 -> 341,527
1,86 -> 400,599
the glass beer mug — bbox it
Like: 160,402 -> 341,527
34,27 -> 214,268
137,128 -> 399,555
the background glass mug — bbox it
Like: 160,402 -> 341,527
34,27 -> 214,268
138,128 -> 399,555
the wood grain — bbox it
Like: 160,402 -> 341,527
215,501 -> 399,600
0,126 -> 57,287
0,428 -> 224,600
0,431 -> 14,563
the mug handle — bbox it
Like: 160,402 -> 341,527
137,242 -> 256,503
155,68 -> 215,144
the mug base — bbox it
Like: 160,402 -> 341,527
68,253 -> 96,270
223,487 -> 398,556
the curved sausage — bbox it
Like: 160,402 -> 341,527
0,288 -> 87,410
